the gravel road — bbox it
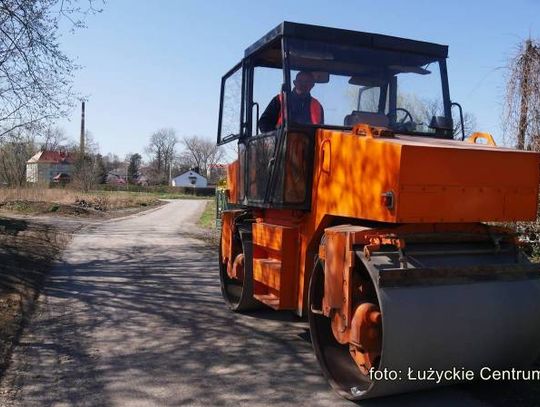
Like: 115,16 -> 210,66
0,200 -> 533,406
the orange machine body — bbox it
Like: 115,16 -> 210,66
222,126 -> 540,314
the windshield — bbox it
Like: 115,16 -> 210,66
286,38 -> 452,136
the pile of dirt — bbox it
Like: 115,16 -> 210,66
75,198 -> 106,211
0,218 -> 70,377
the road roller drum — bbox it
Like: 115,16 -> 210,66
309,225 -> 540,399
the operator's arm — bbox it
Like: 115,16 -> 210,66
258,95 -> 281,133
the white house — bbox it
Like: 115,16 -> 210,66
26,150 -> 74,184
172,170 -> 208,188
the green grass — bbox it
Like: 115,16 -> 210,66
48,204 -> 60,212
8,201 -> 33,213
198,199 -> 217,229
90,190 -> 209,200
153,192 -> 209,200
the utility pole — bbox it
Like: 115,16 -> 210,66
80,101 -> 85,157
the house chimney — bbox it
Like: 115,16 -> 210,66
80,101 -> 85,156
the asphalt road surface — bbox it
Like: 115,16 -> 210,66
0,200 -> 535,406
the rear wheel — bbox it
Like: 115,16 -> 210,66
219,226 -> 261,311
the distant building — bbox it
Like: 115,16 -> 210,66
106,173 -> 127,185
172,170 -> 208,188
26,150 -> 74,184
106,168 -> 128,185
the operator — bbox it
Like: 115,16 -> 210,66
258,71 -> 324,132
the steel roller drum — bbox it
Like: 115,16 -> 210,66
319,245 -> 540,400
364,278 -> 540,399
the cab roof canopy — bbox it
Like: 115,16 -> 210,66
244,21 -> 448,67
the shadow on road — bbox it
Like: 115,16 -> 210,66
7,226 -> 348,406
4,203 -> 539,406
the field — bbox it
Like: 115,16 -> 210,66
0,187 -> 171,216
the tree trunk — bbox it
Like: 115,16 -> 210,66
517,40 -> 533,149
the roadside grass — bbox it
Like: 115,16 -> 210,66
153,192 -> 208,200
186,198 -> 219,247
198,199 -> 217,230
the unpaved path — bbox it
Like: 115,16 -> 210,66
0,200 -> 528,406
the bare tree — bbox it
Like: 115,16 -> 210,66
503,39 -> 540,150
0,129 -> 37,186
70,130 -> 101,191
146,128 -> 177,184
81,130 -> 99,155
179,135 -> 223,179
39,126 -> 69,151
0,0 -> 103,138
398,93 -> 477,139
501,39 -> 540,254
71,153 -> 99,192
103,153 -> 122,172
453,112 -> 477,140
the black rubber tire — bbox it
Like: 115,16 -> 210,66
219,227 -> 262,312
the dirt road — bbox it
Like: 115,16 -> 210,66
0,200 -> 531,406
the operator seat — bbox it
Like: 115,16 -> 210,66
344,111 -> 389,127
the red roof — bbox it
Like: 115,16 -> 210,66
29,150 -> 74,164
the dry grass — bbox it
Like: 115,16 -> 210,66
0,187 -> 160,212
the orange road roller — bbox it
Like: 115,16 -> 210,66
215,22 -> 540,400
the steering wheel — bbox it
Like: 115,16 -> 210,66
388,108 -> 415,131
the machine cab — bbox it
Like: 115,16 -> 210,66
217,22 -> 453,210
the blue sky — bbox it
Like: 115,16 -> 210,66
57,0 -> 540,158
